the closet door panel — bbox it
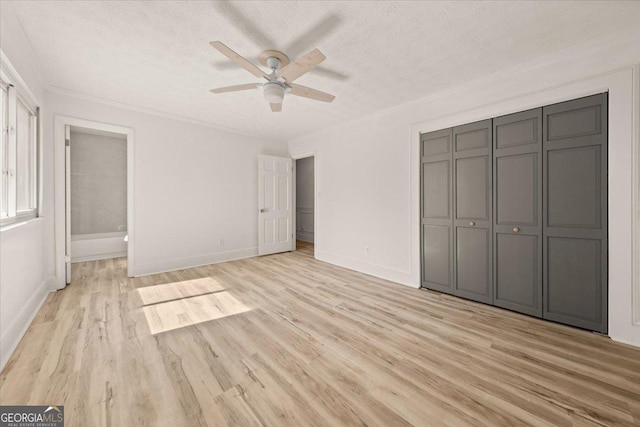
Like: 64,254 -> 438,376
547,145 -> 601,228
547,237 -> 602,324
495,117 -> 538,149
453,120 -> 492,304
495,233 -> 538,309
422,225 -> 452,288
455,127 -> 490,152
546,102 -> 602,142
422,134 -> 451,156
456,227 -> 490,297
543,93 -> 608,333
493,108 -> 542,317
421,128 -> 454,293
455,156 -> 489,220
422,160 -> 450,218
496,153 -> 537,225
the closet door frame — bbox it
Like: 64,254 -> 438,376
418,93 -> 609,334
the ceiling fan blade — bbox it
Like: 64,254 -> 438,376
289,84 -> 335,103
210,41 -> 267,79
285,14 -> 341,59
213,1 -> 276,50
311,66 -> 349,81
210,83 -> 259,94
212,57 -> 260,71
270,103 -> 282,112
276,48 -> 326,83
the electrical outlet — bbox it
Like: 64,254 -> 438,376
365,246 -> 370,255
219,239 -> 224,247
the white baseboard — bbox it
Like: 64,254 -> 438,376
72,251 -> 127,263
296,230 -> 314,243
0,276 -> 55,371
134,247 -> 258,277
315,250 -> 418,289
609,331 -> 640,348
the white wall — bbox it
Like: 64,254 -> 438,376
48,91 -> 287,279
288,29 -> 640,347
0,3 -> 56,370
295,156 -> 314,243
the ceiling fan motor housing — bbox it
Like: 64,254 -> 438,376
266,56 -> 281,72
263,82 -> 285,104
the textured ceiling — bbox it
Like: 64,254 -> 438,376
7,1 -> 640,140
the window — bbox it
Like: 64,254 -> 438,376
1,84 -> 7,218
1,78 -> 39,226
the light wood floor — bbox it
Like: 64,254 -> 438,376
1,242 -> 639,426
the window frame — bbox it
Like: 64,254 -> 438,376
0,74 -> 40,228
15,93 -> 38,214
0,82 -> 7,218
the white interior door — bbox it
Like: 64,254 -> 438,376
258,155 -> 293,255
65,125 -> 71,284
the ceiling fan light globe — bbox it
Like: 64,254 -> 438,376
263,83 -> 284,104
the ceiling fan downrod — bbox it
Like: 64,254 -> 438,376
266,56 -> 280,74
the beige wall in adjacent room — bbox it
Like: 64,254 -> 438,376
70,131 -> 127,235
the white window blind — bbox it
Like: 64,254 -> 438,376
0,78 -> 39,226
0,84 -> 7,218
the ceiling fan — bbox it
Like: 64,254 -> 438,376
209,41 -> 336,112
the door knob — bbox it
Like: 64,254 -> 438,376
513,227 -> 520,233
260,208 -> 268,213
469,221 -> 475,226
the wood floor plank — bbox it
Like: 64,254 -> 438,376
1,241 -> 639,426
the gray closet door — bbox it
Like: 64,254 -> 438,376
453,120 -> 492,304
543,93 -> 608,333
493,109 -> 543,317
421,128 -> 454,293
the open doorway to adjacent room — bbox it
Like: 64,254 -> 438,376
67,125 -> 128,266
56,116 -> 135,284
293,154 -> 315,256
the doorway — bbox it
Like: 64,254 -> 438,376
294,154 -> 315,255
55,116 -> 135,286
67,126 -> 128,271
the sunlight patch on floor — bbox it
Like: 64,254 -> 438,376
136,277 -> 225,305
137,278 -> 251,334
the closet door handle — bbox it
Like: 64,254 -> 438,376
513,227 -> 520,233
469,221 -> 475,226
